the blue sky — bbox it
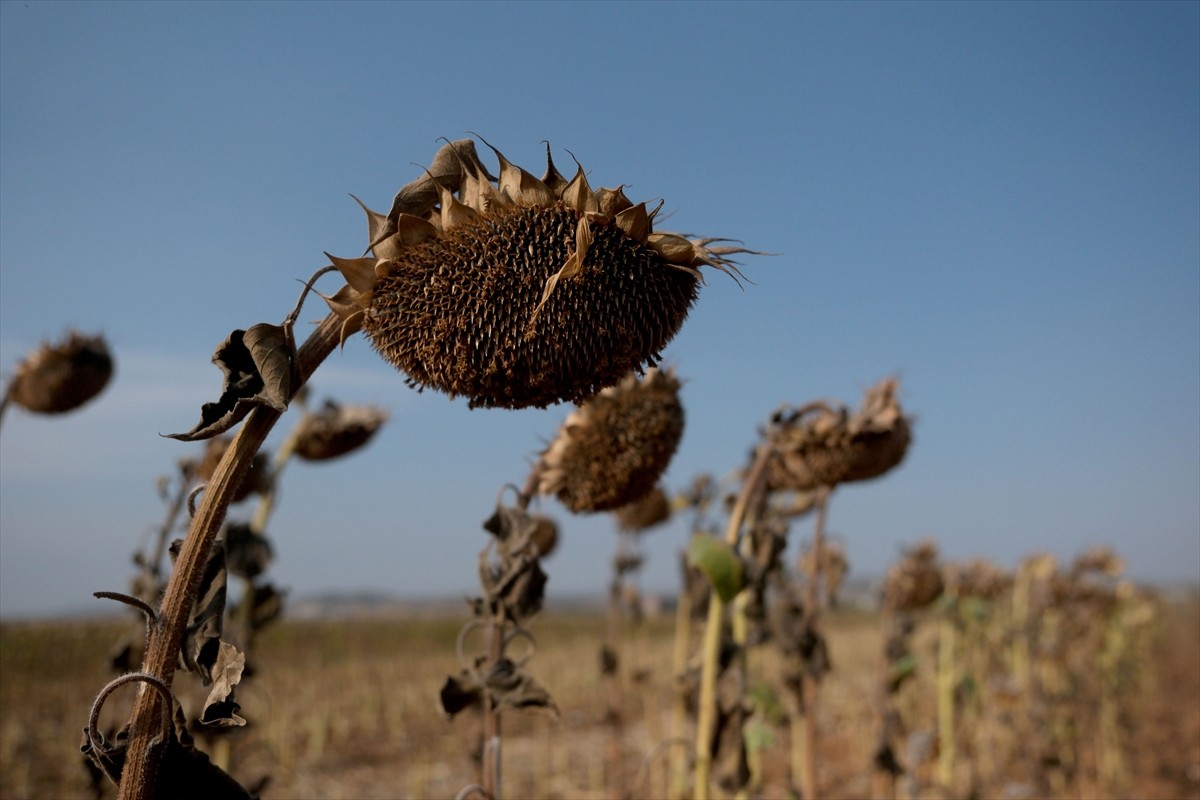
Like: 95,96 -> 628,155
1,1 -> 1197,617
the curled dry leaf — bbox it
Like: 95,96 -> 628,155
168,537 -> 228,679
199,641 -> 247,728
481,498 -> 549,620
81,688 -> 255,798
167,323 -> 295,441
439,657 -> 558,720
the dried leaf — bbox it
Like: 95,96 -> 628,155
199,641 -> 247,727
170,537 -> 228,679
439,671 -> 483,719
166,324 -> 294,441
483,657 -> 558,717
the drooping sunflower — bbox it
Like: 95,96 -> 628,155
3,330 -> 113,416
766,376 -> 912,492
325,138 -> 756,410
534,367 -> 685,513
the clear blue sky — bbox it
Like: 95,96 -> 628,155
1,1 -> 1197,617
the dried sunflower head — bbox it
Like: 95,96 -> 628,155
529,514 -> 560,558
197,436 -> 271,503
766,377 -> 912,491
5,330 -> 113,415
292,400 -> 388,461
882,539 -> 943,611
614,485 -> 672,533
534,368 -> 684,513
326,138 -> 757,409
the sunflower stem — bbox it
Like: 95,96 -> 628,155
799,485 -> 831,800
116,312 -> 344,800
692,443 -> 773,800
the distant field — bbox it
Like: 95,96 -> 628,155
2,599 -> 1197,799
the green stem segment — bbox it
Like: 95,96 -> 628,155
117,313 -> 344,800
692,443 -> 773,800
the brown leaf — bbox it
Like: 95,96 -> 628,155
166,324 -> 295,441
170,537 -> 228,679
438,671 -> 483,719
483,657 -> 558,717
199,641 -> 247,727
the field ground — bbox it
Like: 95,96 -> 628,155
1,597 -> 1197,800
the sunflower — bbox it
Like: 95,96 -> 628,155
534,368 -> 684,513
4,330 -> 113,416
325,138 -> 755,409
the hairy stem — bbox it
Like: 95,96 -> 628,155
117,312 -> 344,800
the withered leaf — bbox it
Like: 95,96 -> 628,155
439,671 -> 483,719
82,694 -> 255,799
483,657 -> 558,717
166,324 -> 294,441
170,537 -> 228,679
200,641 -> 247,728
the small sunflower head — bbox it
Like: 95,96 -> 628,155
534,368 -> 685,513
326,138 -> 758,409
529,514 -> 560,558
198,436 -> 271,503
882,538 -> 944,611
292,400 -> 388,462
6,330 -> 113,415
614,485 -> 672,533
766,377 -> 912,491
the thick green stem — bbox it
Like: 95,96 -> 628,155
117,313 -> 344,800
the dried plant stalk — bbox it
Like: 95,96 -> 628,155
118,313 -> 343,800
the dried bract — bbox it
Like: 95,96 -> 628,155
535,368 -> 685,513
328,138 -> 759,409
767,377 -> 912,491
6,330 -> 113,414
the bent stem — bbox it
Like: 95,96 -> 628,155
117,312 -> 344,800
693,443 -> 773,800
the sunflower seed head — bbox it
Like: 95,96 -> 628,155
327,138 -> 761,409
7,330 -> 113,415
535,368 -> 685,513
767,376 -> 913,491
